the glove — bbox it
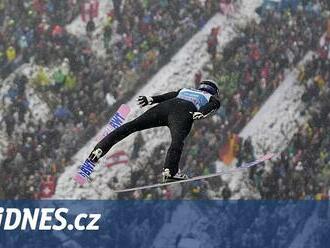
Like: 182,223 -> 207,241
192,112 -> 206,120
137,96 -> 153,107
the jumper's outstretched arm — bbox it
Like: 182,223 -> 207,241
151,90 -> 180,103
137,90 -> 180,107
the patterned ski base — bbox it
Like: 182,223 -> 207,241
73,104 -> 131,185
73,159 -> 94,185
114,153 -> 276,193
73,173 -> 90,185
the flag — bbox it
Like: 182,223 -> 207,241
105,150 -> 129,168
81,0 -> 99,22
39,175 -> 56,198
219,133 -> 240,165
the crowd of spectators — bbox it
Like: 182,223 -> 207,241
1,2 -> 329,248
181,0 -> 329,200
101,0 -> 217,84
118,0 -> 329,200
254,51 -> 330,200
192,0 -> 329,200
0,0 -> 329,201
0,0 -> 219,199
0,0 -> 92,199
113,2 -> 330,243
0,0 -> 81,78
1,1 -> 329,246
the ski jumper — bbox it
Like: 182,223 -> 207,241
90,88 -> 220,176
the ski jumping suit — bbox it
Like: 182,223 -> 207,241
90,88 -> 220,176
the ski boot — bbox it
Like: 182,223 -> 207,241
172,170 -> 189,181
89,148 -> 103,163
74,148 -> 103,185
162,168 -> 189,183
162,168 -> 171,183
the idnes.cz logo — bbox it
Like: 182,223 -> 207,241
0,207 -> 101,231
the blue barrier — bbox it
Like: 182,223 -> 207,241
0,200 -> 329,248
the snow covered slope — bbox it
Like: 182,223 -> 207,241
212,52 -> 314,200
66,0 -> 112,37
65,0 -> 114,58
0,64 -> 50,160
54,0 -> 263,199
240,52 -> 313,156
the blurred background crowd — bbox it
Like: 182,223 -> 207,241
0,0 -> 329,204
117,0 -> 330,201
0,0 -> 330,247
0,0 -> 219,198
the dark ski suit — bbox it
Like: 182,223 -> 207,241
90,88 -> 220,176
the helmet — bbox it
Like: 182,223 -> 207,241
198,79 -> 219,96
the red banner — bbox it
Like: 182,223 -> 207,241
105,150 -> 129,168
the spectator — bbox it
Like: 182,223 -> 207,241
207,27 -> 220,60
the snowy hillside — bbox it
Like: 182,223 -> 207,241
240,52 -> 314,156
66,0 -> 116,58
0,64 -> 50,160
213,52 -> 314,199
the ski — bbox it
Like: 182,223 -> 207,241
74,104 -> 131,185
114,153 -> 276,193
96,104 -> 131,141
